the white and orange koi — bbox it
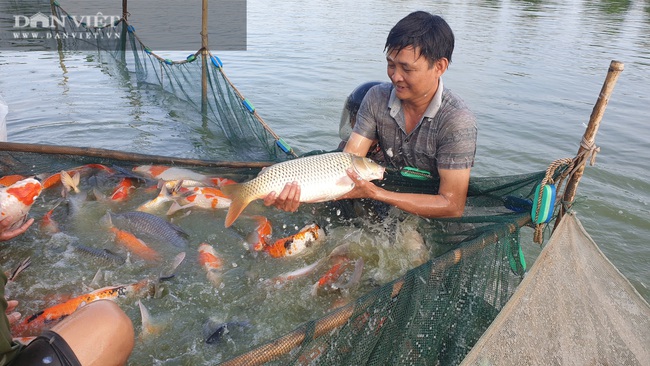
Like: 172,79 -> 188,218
0,177 -> 43,231
244,215 -> 272,252
137,184 -> 175,212
12,278 -> 156,337
109,227 -> 162,262
265,223 -> 325,258
197,242 -> 223,287
166,186 -> 231,215
132,165 -> 211,184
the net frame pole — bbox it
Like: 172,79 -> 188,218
201,0 -> 209,116
120,0 -> 128,54
0,141 -> 273,169
555,60 -> 624,229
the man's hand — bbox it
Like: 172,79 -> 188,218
5,299 -> 21,326
263,182 -> 301,212
338,168 -> 378,200
0,217 -> 34,242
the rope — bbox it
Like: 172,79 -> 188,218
580,137 -> 601,166
533,158 -> 573,244
532,138 -> 601,244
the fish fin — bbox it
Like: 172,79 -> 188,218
99,211 -> 113,228
7,256 -> 31,282
220,183 -> 251,228
90,269 -> 103,288
60,170 -> 80,193
159,251 -> 186,280
310,281 -> 320,297
92,187 -> 107,201
166,201 -> 194,216
137,300 -> 155,339
206,270 -> 223,288
335,174 -> 355,188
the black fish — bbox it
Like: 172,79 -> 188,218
203,319 -> 251,344
105,211 -> 188,248
72,242 -> 126,265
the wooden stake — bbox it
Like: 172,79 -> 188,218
555,60 -> 624,227
201,0 -> 209,117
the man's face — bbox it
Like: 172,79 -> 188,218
386,46 -> 444,103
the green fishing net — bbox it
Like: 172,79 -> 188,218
0,147 -> 542,365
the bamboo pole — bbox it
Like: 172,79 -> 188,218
555,60 -> 624,228
0,141 -> 273,169
201,0 -> 209,118
122,0 -> 128,20
120,0 -> 128,55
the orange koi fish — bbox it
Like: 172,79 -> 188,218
315,257 -> 352,288
0,177 -> 43,231
12,278 -> 156,337
110,227 -> 162,262
40,164 -> 114,190
244,216 -> 272,252
0,174 -> 26,186
265,223 -> 325,258
312,257 -> 364,296
40,206 -> 60,235
110,177 -> 136,201
197,242 -> 223,287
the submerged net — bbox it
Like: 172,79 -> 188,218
44,0 -> 295,162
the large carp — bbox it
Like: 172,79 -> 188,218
221,152 -> 385,227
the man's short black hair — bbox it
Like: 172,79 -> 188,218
385,11 -> 455,66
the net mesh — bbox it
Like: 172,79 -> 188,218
462,212 -> 650,366
48,1 -> 292,162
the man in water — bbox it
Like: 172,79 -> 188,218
266,11 -> 477,219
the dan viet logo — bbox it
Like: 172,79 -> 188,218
12,12 -> 121,41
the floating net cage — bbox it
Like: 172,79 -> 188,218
0,143 -> 542,365
3,1 -> 649,365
